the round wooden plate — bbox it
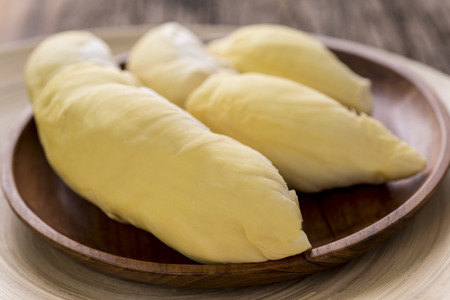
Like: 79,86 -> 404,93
2,37 -> 450,289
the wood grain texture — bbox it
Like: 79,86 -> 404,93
1,27 -> 450,292
0,0 -> 449,75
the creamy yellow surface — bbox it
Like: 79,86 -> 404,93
186,72 -> 426,192
128,22 -> 231,107
208,24 -> 373,114
25,31 -> 116,101
30,60 -> 310,264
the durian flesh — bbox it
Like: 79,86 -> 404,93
128,22 -> 232,107
25,31 -> 116,102
31,61 -> 311,264
186,72 -> 426,193
208,24 -> 373,114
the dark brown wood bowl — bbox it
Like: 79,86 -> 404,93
2,36 -> 450,289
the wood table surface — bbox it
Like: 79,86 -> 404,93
1,1 -> 450,299
0,0 -> 449,75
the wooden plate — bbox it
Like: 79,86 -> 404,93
2,37 -> 450,289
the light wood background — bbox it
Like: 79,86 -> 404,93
0,0 -> 449,75
1,1 -> 450,299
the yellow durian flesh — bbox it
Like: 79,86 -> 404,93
208,24 -> 373,114
33,62 -> 140,107
33,63 -> 311,264
186,72 -> 426,193
25,31 -> 116,102
128,22 -> 231,107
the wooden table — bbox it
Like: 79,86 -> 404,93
1,0 -> 449,75
1,1 -> 450,299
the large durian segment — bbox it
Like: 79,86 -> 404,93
128,22 -> 232,107
25,31 -> 116,101
208,24 -> 373,114
32,63 -> 311,264
186,72 -> 426,193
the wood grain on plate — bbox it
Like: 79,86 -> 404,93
2,37 -> 450,289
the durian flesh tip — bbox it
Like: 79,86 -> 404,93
206,23 -> 374,114
25,30 -> 116,102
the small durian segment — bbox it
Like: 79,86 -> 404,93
186,72 -> 426,193
33,64 -> 311,264
208,24 -> 373,114
128,22 -> 232,107
25,31 -> 116,102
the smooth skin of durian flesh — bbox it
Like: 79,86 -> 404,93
208,24 -> 373,114
186,72 -> 426,193
128,22 -> 232,107
25,31 -> 116,101
32,62 -> 311,264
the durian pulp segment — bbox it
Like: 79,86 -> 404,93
208,24 -> 373,114
186,72 -> 426,193
25,31 -> 116,101
33,63 -> 311,264
128,22 -> 233,107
